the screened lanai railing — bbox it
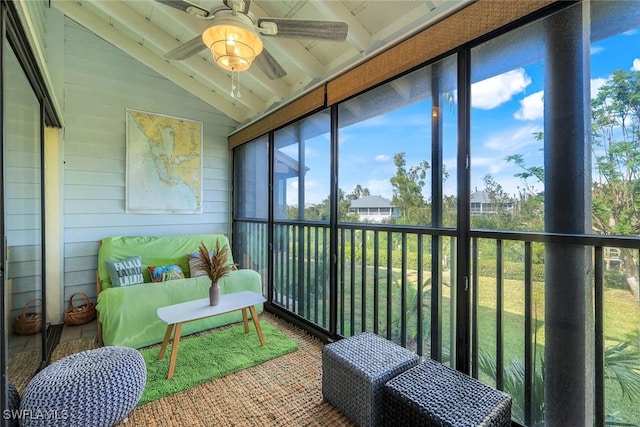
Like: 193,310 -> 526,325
233,219 -> 640,426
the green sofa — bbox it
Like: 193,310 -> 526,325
96,233 -> 263,348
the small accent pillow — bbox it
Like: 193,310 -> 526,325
148,265 -> 185,282
187,251 -> 214,278
106,256 -> 144,287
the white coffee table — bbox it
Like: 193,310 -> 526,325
157,290 -> 267,379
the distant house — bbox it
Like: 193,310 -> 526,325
349,195 -> 399,222
470,190 -> 514,214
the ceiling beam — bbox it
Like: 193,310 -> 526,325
52,0 -> 249,122
142,0 -> 211,43
249,2 -> 325,78
92,0 -> 269,114
371,1 -> 467,44
309,0 -> 371,52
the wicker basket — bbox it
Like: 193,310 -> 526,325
64,292 -> 96,326
15,299 -> 43,335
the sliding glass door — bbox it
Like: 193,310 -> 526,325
3,25 -> 46,388
0,2 -> 58,413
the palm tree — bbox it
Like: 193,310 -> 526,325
477,332 -> 640,426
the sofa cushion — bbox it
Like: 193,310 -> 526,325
187,251 -> 213,278
148,264 -> 185,282
105,256 -> 144,287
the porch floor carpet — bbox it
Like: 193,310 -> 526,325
46,313 -> 353,426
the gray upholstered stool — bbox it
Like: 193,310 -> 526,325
20,346 -> 146,427
381,358 -> 512,426
322,331 -> 420,427
7,382 -> 20,427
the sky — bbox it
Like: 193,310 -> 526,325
280,19 -> 640,207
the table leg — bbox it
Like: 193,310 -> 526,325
167,322 -> 183,379
242,308 -> 249,334
158,323 -> 175,360
249,305 -> 266,346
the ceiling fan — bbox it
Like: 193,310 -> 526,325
156,0 -> 349,80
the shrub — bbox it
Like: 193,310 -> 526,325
476,258 -> 545,282
604,269 -> 628,289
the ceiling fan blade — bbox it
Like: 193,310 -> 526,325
254,48 -> 287,80
155,0 -> 212,18
164,35 -> 206,60
223,0 -> 251,14
258,18 -> 348,41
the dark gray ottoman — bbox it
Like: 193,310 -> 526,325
20,346 -> 146,427
381,359 -> 512,426
7,382 -> 19,427
322,331 -> 421,427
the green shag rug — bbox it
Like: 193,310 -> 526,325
138,321 -> 299,405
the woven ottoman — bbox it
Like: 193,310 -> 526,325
7,382 -> 20,427
380,359 -> 512,426
322,331 -> 421,427
20,346 -> 146,427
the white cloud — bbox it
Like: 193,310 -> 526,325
338,133 -> 351,145
591,77 -> 608,99
278,144 -> 297,156
375,154 -> 390,162
304,179 -> 319,190
485,73 -> 626,120
484,124 -> 542,150
632,58 -> 640,71
287,179 -> 331,205
502,75 -> 616,121
471,68 -> 532,110
471,156 -> 497,167
305,147 -> 318,158
443,157 -> 457,176
472,156 -> 509,175
366,179 -> 394,199
514,91 -> 544,121
348,114 -> 391,129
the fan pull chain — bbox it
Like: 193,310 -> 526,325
230,71 -> 242,99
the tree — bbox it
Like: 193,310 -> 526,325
504,132 -> 545,232
591,70 -> 640,236
302,186 -> 368,222
478,332 -> 640,426
504,130 -> 545,198
591,69 -> 640,300
442,194 -> 457,227
286,205 -> 298,219
350,184 -> 370,200
339,186 -> 367,222
390,152 -> 430,224
504,68 -> 640,299
472,174 -> 520,230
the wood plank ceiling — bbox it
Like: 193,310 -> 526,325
52,0 -> 470,129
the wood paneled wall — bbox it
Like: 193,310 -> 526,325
61,18 -> 237,303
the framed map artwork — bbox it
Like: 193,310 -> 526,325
126,109 -> 203,213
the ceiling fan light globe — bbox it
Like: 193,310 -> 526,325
202,13 -> 263,72
213,43 -> 252,72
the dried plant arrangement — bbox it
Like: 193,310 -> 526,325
193,239 -> 234,284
